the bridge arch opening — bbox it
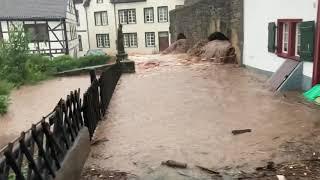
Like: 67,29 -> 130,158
177,33 -> 186,40
208,32 -> 229,41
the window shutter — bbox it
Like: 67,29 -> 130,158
268,22 -> 276,52
300,21 -> 315,62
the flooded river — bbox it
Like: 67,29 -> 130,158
84,54 -> 320,179
0,75 -> 90,148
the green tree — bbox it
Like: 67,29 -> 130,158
0,25 -> 30,85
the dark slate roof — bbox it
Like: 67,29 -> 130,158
84,0 -> 91,7
75,0 -> 83,4
0,0 -> 69,20
110,0 -> 146,3
84,0 -> 146,7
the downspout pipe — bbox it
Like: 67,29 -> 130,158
85,7 -> 91,49
239,0 -> 244,66
312,0 -> 320,85
114,2 -> 118,52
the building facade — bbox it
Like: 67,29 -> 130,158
0,0 -> 79,58
76,0 -> 90,56
243,0 -> 319,90
78,0 -> 185,55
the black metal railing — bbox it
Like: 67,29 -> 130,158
0,63 -> 121,180
83,64 -> 121,138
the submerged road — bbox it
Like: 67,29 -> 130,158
0,75 -> 91,148
84,54 -> 320,179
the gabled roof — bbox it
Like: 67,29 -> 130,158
84,0 -> 146,7
75,0 -> 84,4
0,0 -> 69,20
84,0 -> 91,7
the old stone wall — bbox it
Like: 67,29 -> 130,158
170,0 -> 243,64
184,0 -> 202,5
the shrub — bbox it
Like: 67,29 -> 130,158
25,55 -> 53,83
49,55 -> 111,72
0,95 -> 9,115
49,55 -> 79,72
0,81 -> 13,115
77,55 -> 110,68
0,25 -> 30,85
0,81 -> 13,95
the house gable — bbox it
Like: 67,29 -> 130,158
0,0 -> 69,20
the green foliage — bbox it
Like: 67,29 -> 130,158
0,95 -> 10,115
0,25 -> 30,85
49,55 -> 111,72
0,81 -> 13,115
49,55 -> 79,72
78,55 -> 110,68
25,55 -> 53,83
0,81 -> 14,95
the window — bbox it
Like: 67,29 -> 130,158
94,11 -> 108,26
78,35 -> 83,51
123,33 -> 138,48
96,34 -> 110,48
128,9 -> 136,24
23,24 -> 49,42
76,10 -> 80,26
282,23 -> 289,53
119,10 -> 127,24
295,23 -> 301,56
144,7 -> 154,23
97,0 -> 103,3
275,19 -> 302,59
145,32 -> 155,47
158,6 -> 168,22
119,9 -> 136,24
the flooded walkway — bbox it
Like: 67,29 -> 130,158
0,75 -> 90,148
84,54 -> 320,179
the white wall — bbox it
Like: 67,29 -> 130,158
243,0 -> 318,78
66,0 -> 80,57
84,0 -> 184,55
76,3 -> 90,56
86,1 -> 117,54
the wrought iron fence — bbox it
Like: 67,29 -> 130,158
83,64 -> 121,138
0,64 -> 121,180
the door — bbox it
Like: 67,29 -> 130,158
158,31 -> 169,51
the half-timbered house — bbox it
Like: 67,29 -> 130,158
0,0 -> 79,57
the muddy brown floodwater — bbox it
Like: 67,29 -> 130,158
84,54 -> 320,179
0,75 -> 90,149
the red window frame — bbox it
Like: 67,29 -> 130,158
276,19 -> 302,60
